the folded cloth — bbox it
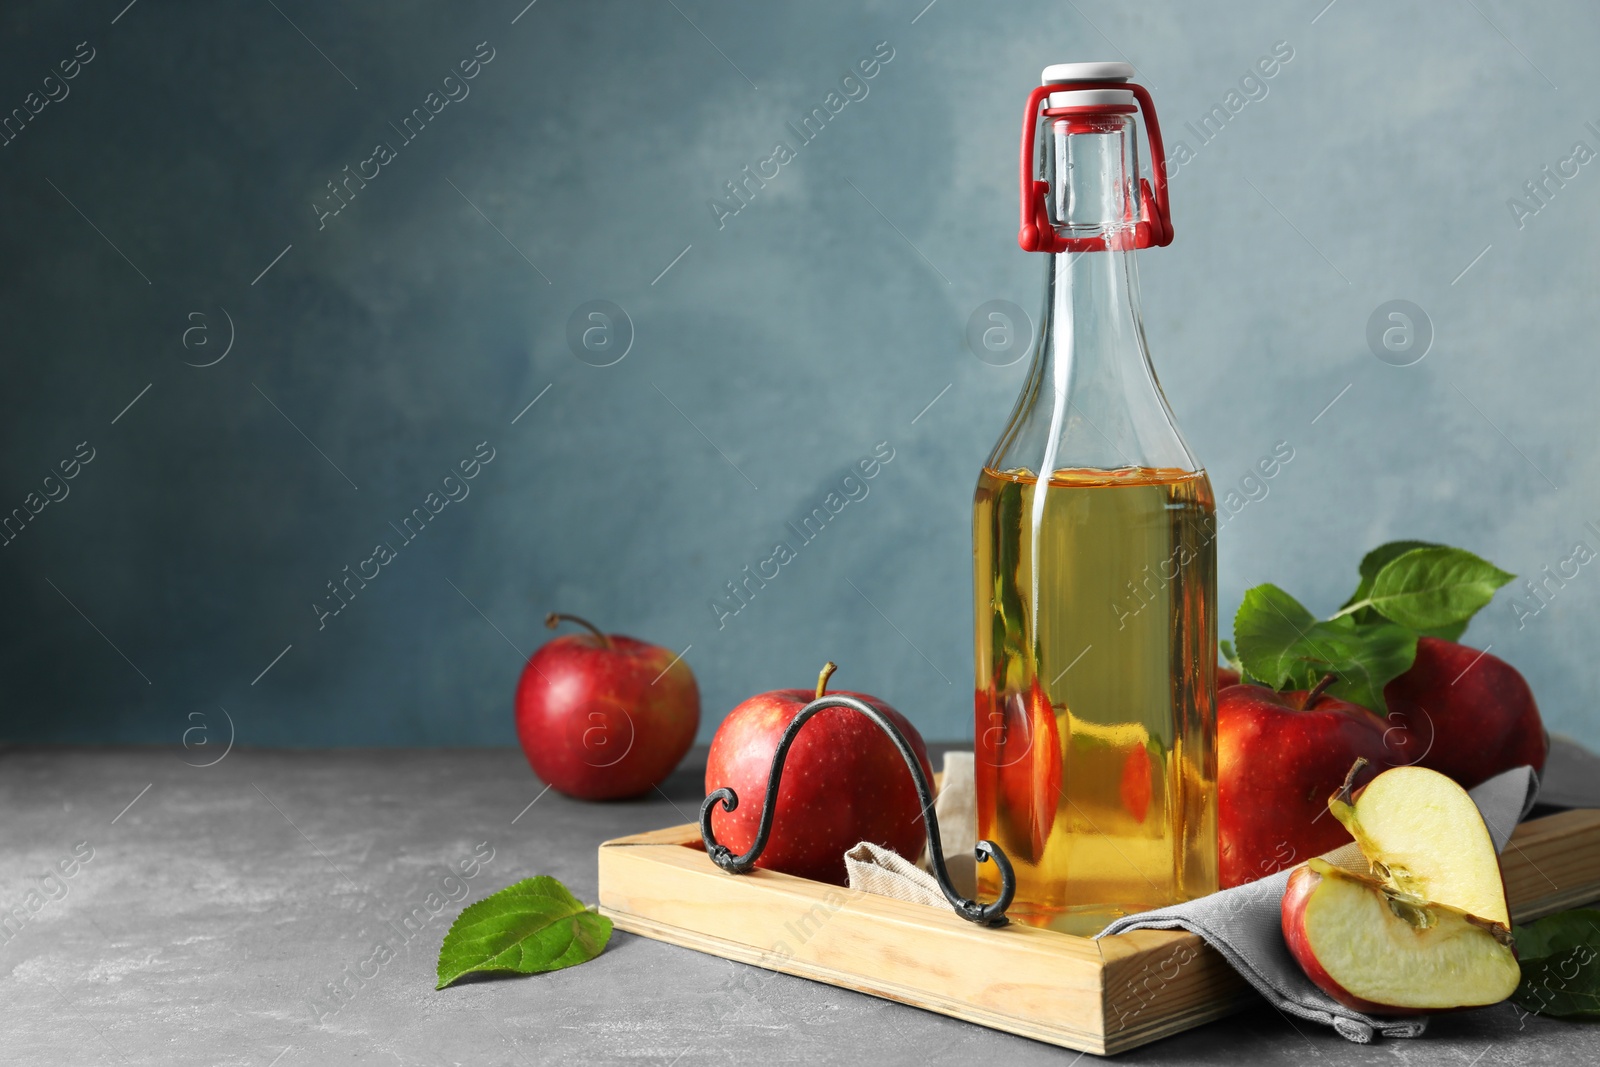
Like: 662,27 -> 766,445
1537,735 -> 1600,809
932,750 -> 976,861
847,751 -> 976,905
846,840 -> 949,908
846,753 -> 1540,1045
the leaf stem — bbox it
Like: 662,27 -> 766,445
1326,600 -> 1370,621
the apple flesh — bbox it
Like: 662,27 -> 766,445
1282,763 -> 1520,1014
1218,681 -> 1392,887
1382,637 -> 1547,789
514,613 -> 699,800
1282,859 -> 1520,1014
1329,763 -> 1510,927
706,664 -> 933,886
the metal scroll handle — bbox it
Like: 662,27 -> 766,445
699,679 -> 1016,928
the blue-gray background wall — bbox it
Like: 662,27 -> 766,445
1,0 -> 1595,748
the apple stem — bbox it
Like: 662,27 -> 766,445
1465,913 -> 1517,947
1335,757 -> 1369,807
816,661 -> 838,701
1300,673 -> 1338,710
545,612 -> 612,649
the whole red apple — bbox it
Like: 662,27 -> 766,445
1218,679 -> 1391,888
1381,637 -> 1547,789
705,663 -> 933,886
514,613 -> 699,800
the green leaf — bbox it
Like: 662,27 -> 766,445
1341,540 -> 1443,622
1345,540 -> 1442,607
1359,546 -> 1515,631
1516,957 -> 1600,1018
1511,909 -> 1600,1018
1417,618 -> 1470,642
1310,616 -> 1418,716
1339,541 -> 1493,639
1219,640 -> 1242,673
1517,908 -> 1600,961
1233,584 -> 1319,690
1233,584 -> 1417,714
435,876 -> 613,990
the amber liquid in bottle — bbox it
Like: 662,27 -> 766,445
974,465 -> 1217,934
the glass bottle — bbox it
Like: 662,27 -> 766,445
973,63 -> 1217,934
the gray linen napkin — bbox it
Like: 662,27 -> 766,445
846,755 -> 1540,1045
1097,765 -> 1539,1044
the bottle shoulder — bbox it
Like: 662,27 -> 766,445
985,251 -> 1201,476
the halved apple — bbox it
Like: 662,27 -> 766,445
1281,762 -> 1520,1014
1282,860 -> 1519,1013
1328,761 -> 1510,928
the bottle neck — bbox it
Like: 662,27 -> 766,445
1044,115 -> 1151,410
985,115 -> 1198,476
1045,246 -> 1146,403
1047,112 -> 1142,242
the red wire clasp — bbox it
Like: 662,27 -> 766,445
1016,80 -> 1174,253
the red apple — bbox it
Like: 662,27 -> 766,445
1381,637 -> 1547,789
514,613 -> 699,800
1217,665 -> 1242,690
705,663 -> 933,886
1218,679 -> 1391,888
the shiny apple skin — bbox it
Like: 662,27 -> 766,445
705,688 -> 934,886
1382,638 -> 1547,789
514,632 -> 699,800
1219,684 -> 1391,888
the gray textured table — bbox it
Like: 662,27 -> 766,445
0,746 -> 1585,1065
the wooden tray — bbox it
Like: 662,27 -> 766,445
597,809 -> 1600,1056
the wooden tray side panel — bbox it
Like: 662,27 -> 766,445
1096,930 -> 1255,1051
1503,809 -> 1600,921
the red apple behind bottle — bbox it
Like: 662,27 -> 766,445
1381,637 -> 1547,789
705,663 -> 934,886
514,613 -> 699,800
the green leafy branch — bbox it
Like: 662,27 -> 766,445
1229,542 -> 1514,714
